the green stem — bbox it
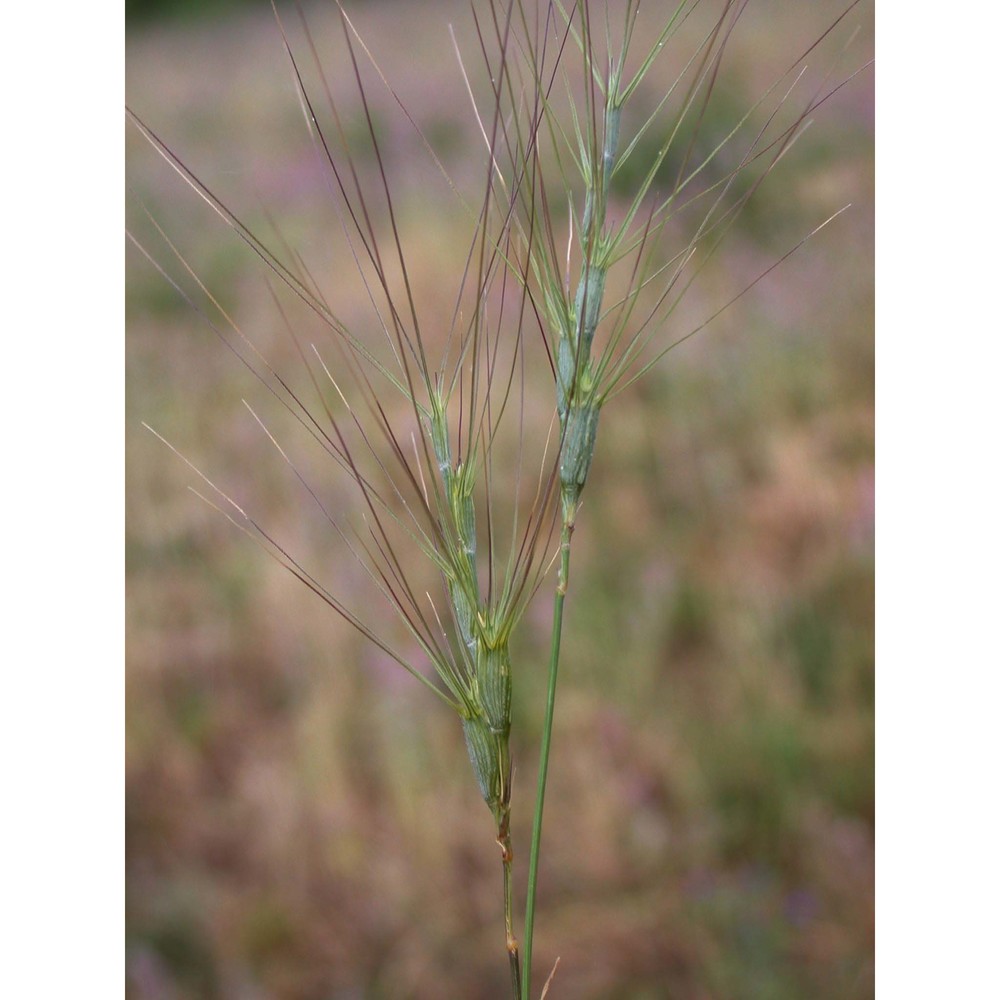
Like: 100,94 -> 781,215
496,734 -> 520,999
521,516 -> 574,999
498,809 -> 521,999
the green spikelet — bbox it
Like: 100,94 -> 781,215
478,639 -> 512,737
560,396 -> 601,520
450,460 -> 477,562
446,459 -> 479,652
462,714 -> 501,808
450,580 -> 477,654
602,103 -> 622,191
429,390 -> 451,482
573,262 -> 607,358
556,335 -> 576,418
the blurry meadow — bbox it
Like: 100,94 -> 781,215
125,1 -> 874,997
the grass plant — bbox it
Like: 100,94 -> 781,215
127,1 -> 872,994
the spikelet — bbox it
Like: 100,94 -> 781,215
560,396 -> 601,521
462,714 -> 501,809
477,639 -> 512,738
573,263 -> 607,358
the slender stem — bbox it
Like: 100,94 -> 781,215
521,516 -> 574,1000
498,807 -> 521,999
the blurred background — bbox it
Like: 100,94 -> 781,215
126,1 -> 874,997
